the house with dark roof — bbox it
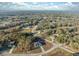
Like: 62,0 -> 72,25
29,37 -> 46,50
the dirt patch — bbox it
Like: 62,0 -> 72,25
43,41 -> 53,51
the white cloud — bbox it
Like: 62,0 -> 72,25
0,2 -> 78,11
64,2 -> 74,6
53,6 -> 59,8
30,5 -> 64,10
12,2 -> 27,6
32,2 -> 38,4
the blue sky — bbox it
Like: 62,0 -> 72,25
0,2 -> 79,11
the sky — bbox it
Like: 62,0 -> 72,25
0,2 -> 79,11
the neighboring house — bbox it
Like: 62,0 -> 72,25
0,39 -> 17,52
29,37 -> 46,50
1,39 -> 17,48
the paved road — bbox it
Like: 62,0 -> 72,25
43,35 -> 75,55
40,46 -> 45,52
60,46 -> 75,53
9,46 -> 15,54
